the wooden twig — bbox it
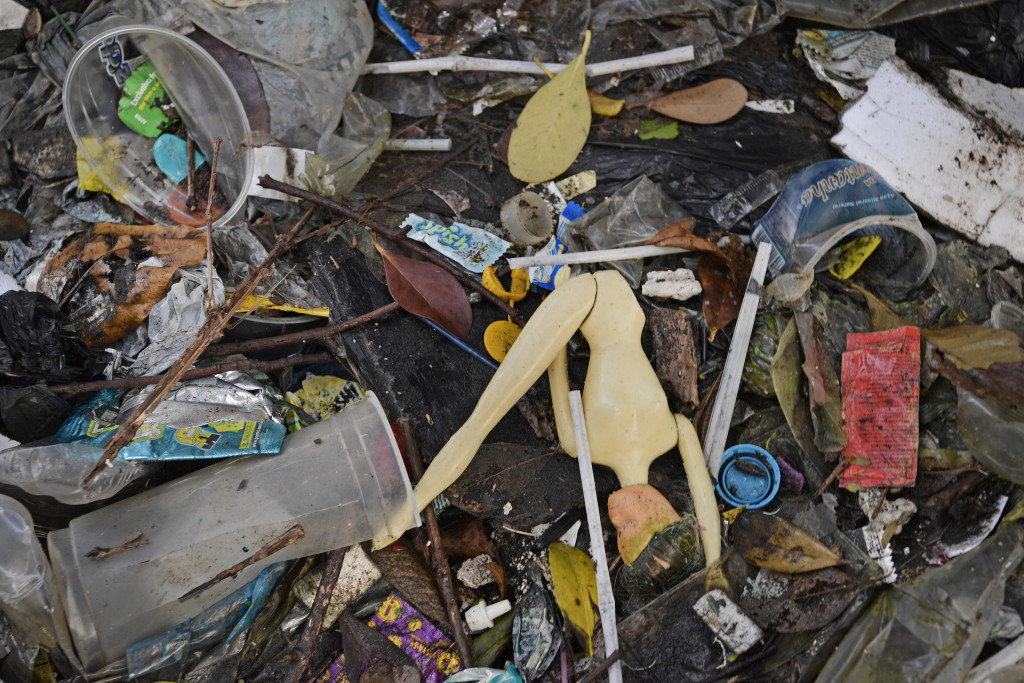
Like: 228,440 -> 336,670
814,459 -> 849,500
49,352 -> 333,397
399,418 -> 475,668
85,531 -> 147,560
186,132 -> 197,210
285,545 -> 349,683
81,206 -> 317,485
204,137 -> 222,308
578,649 -> 621,683
180,523 -> 305,601
202,301 -> 401,358
257,175 -> 526,327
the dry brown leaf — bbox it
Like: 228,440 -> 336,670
373,240 -> 473,339
651,78 -> 748,124
697,254 -> 741,341
731,510 -> 846,573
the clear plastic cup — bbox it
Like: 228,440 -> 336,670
48,392 -> 419,671
62,16 -> 253,227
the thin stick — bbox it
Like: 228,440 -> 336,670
202,301 -> 400,358
286,546 -> 349,683
569,391 -> 622,683
181,523 -> 305,601
399,418 -> 475,668
82,206 -> 317,485
814,459 -> 849,500
49,352 -> 333,397
360,45 -> 695,77
578,649 -> 622,683
85,530 -> 147,560
204,137 -> 222,309
257,175 -> 525,327
186,132 -> 197,210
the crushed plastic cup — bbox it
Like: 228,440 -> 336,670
62,16 -> 253,227
47,392 -> 419,671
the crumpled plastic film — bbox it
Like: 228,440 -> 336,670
105,0 -> 374,152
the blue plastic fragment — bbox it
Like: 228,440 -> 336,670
715,444 -> 781,510
152,133 -> 206,185
377,2 -> 422,54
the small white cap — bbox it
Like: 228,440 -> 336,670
464,599 -> 512,632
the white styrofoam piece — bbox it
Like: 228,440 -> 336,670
833,58 -> 1024,263
246,146 -> 311,201
693,589 -> 763,654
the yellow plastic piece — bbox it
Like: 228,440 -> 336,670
484,320 -> 522,362
829,235 -> 882,280
234,294 -> 330,317
482,266 -> 529,304
676,414 -> 721,565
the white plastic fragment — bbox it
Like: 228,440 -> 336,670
246,146 -> 310,201
457,554 -> 498,589
693,589 -> 763,654
383,138 -> 452,152
744,99 -> 795,114
833,58 -> 1024,264
641,269 -> 702,301
464,599 -> 512,632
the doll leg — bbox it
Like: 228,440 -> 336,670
414,274 -> 598,510
676,414 -> 721,565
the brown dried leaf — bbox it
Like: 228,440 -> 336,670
651,78 -> 748,124
369,544 -> 451,631
640,220 -> 722,256
930,356 -> 1024,405
374,241 -> 472,339
697,254 -> 741,341
731,510 -> 845,573
438,517 -> 498,563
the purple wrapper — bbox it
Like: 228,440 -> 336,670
313,594 -> 462,683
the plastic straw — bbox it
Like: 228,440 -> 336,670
703,242 -> 772,479
507,245 -> 688,270
569,390 -> 623,683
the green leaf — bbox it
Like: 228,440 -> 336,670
638,119 -> 679,140
548,542 -> 599,656
508,32 -> 592,182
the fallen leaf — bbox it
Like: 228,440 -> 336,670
639,220 -> 722,256
374,240 -> 472,339
697,254 -> 741,341
771,317 -> 826,467
794,311 -> 846,454
651,78 -> 748,124
731,510 -> 846,573
638,118 -> 679,140
548,541 -> 599,656
340,612 -> 417,683
437,516 -> 499,563
370,544 -> 451,631
508,31 -> 592,182
588,90 -> 624,117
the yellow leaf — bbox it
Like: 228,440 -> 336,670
731,511 -> 845,574
548,542 -> 599,656
508,31 -> 592,183
588,90 -> 624,117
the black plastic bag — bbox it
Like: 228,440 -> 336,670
0,385 -> 70,442
0,291 -> 93,381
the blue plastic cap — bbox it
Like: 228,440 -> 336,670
715,444 -> 781,510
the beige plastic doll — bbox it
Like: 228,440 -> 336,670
414,269 -> 720,566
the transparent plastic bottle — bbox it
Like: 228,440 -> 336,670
0,495 -> 82,675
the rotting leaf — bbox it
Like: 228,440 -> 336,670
794,311 -> 846,454
548,541 -> 599,657
639,220 -> 722,256
588,90 -> 624,117
373,239 -> 472,339
740,567 -> 859,633
651,78 -> 748,125
508,31 -> 592,182
697,254 -> 741,341
370,544 -> 451,631
771,317 -> 824,465
437,516 -> 499,563
731,510 -> 846,573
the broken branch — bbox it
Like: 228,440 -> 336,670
49,352 -> 334,397
180,523 -> 305,601
204,137 -> 222,307
257,175 -> 525,327
82,206 -> 317,485
286,545 -> 349,683
85,531 -> 147,560
399,417 -> 476,668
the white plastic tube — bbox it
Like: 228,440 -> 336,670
569,391 -> 623,683
703,242 -> 772,479
507,245 -> 688,270
362,45 -> 695,78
